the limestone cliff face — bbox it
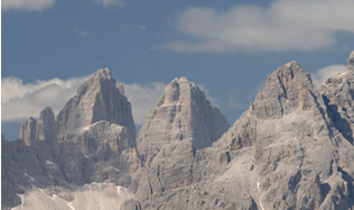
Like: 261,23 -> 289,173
36,107 -> 57,149
56,68 -> 136,142
251,61 -> 316,119
136,77 -> 230,163
74,120 -> 140,184
215,61 -> 321,149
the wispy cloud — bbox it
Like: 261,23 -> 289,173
154,0 -> 354,53
74,28 -> 88,37
197,84 -> 245,111
2,0 -> 55,11
311,64 -> 347,89
120,24 -> 147,35
95,0 -> 125,7
2,0 -> 125,11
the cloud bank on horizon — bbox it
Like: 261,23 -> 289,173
1,74 -> 166,125
154,0 -> 354,52
1,0 -> 124,11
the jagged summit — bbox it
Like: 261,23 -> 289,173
156,76 -> 201,107
77,68 -> 115,95
215,61 -> 322,149
251,60 -> 317,119
56,68 -> 136,141
137,76 -> 230,163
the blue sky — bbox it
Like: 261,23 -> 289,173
2,0 -> 354,140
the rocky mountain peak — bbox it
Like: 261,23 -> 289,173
77,68 -> 115,96
56,68 -> 135,141
348,51 -> 354,71
137,77 -> 230,163
156,77 -> 202,107
251,60 -> 317,119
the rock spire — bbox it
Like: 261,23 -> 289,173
19,117 -> 37,146
137,77 -> 230,162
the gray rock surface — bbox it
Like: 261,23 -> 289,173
36,107 -> 57,149
1,135 -> 59,210
56,68 -> 136,141
74,120 -> 140,185
137,77 -> 230,164
19,117 -> 37,146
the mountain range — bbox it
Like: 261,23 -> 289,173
2,51 -> 354,210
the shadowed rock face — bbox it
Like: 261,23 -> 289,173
136,77 -> 230,163
37,107 -> 57,149
56,68 -> 136,142
321,51 -> 354,144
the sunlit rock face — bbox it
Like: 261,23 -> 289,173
136,77 -> 230,164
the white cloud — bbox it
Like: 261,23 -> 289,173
74,28 -> 88,37
154,0 -> 354,52
2,76 -> 90,122
119,82 -> 166,124
311,64 -> 347,88
2,0 -> 55,11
